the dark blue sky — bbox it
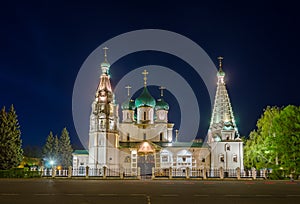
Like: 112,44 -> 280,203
1,1 -> 299,148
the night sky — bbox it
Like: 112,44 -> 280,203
1,1 -> 299,149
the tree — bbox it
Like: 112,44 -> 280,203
244,106 -> 280,169
0,105 -> 23,170
244,105 -> 300,179
23,145 -> 42,158
58,128 -> 73,168
42,131 -> 60,166
42,131 -> 54,160
272,105 -> 300,178
53,135 -> 59,164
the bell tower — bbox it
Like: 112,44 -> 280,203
88,47 -> 119,169
208,57 -> 243,170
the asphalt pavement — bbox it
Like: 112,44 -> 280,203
0,179 -> 299,204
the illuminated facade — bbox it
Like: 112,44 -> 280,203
207,57 -> 244,170
72,51 -> 243,174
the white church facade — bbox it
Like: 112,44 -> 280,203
72,49 -> 244,176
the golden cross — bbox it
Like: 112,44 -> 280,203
217,56 -> 223,70
125,85 -> 132,96
142,69 -> 149,86
159,86 -> 166,97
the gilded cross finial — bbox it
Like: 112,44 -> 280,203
217,56 -> 223,71
125,85 -> 132,97
103,47 -> 108,61
159,86 -> 166,97
142,69 -> 149,87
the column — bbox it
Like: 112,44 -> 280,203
219,167 -> 224,179
85,166 -> 89,178
186,167 -> 190,179
203,167 -> 207,180
236,167 -> 241,180
68,166 -> 72,178
169,167 -> 173,179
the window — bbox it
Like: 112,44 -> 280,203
161,155 -> 168,162
127,133 -> 130,141
233,155 -> 237,162
160,132 -> 163,141
143,133 -> 146,140
225,144 -> 230,151
79,166 -> 85,175
219,154 -> 224,162
182,157 -> 186,162
202,158 -> 205,163
124,156 -> 131,163
144,112 -> 146,120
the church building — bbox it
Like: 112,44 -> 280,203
72,49 -> 243,176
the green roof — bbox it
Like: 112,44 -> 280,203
73,150 -> 89,155
155,98 -> 169,110
135,87 -> 156,108
217,70 -> 225,77
121,98 -> 136,110
101,60 -> 110,68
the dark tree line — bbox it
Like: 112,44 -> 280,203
0,105 -> 23,170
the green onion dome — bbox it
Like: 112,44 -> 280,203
101,60 -> 110,75
121,98 -> 136,110
135,87 -> 156,108
155,98 -> 169,110
217,69 -> 225,77
223,121 -> 234,130
101,60 -> 110,68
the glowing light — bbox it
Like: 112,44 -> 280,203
138,142 -> 154,153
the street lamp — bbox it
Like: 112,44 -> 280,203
49,160 -> 55,169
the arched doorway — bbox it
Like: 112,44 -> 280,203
137,153 -> 155,176
137,141 -> 156,177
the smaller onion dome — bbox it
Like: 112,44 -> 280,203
121,98 -> 136,110
217,56 -> 225,77
101,60 -> 110,75
101,47 -> 111,75
223,121 -> 234,130
135,87 -> 156,108
217,70 -> 225,77
155,98 -> 169,110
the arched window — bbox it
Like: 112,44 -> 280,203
127,133 -> 130,141
144,112 -> 146,120
233,154 -> 237,162
225,143 -> 230,151
219,154 -> 224,162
